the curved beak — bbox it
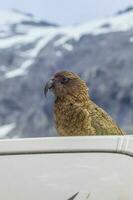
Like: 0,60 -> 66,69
44,79 -> 54,96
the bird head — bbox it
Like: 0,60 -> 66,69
44,71 -> 89,102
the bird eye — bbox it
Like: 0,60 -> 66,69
61,77 -> 69,84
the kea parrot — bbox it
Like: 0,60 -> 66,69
44,71 -> 125,136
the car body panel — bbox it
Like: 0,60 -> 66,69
0,136 -> 132,200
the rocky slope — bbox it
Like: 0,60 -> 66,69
0,9 -> 133,138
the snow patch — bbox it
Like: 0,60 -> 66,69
0,123 -> 15,138
62,43 -> 73,51
0,26 -> 57,49
0,33 -> 38,49
54,10 -> 133,46
3,28 -> 58,78
27,30 -> 56,57
0,11 -> 30,25
0,10 -> 31,33
5,60 -> 33,78
1,10 -> 133,50
54,36 -> 68,46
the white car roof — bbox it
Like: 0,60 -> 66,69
0,136 -> 132,156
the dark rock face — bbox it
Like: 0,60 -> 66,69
0,10 -> 133,138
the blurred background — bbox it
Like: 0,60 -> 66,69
0,0 -> 133,138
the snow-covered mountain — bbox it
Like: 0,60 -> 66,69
0,8 -> 133,138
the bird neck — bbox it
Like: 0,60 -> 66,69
55,93 -> 89,105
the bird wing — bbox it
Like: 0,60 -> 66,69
88,101 -> 125,135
